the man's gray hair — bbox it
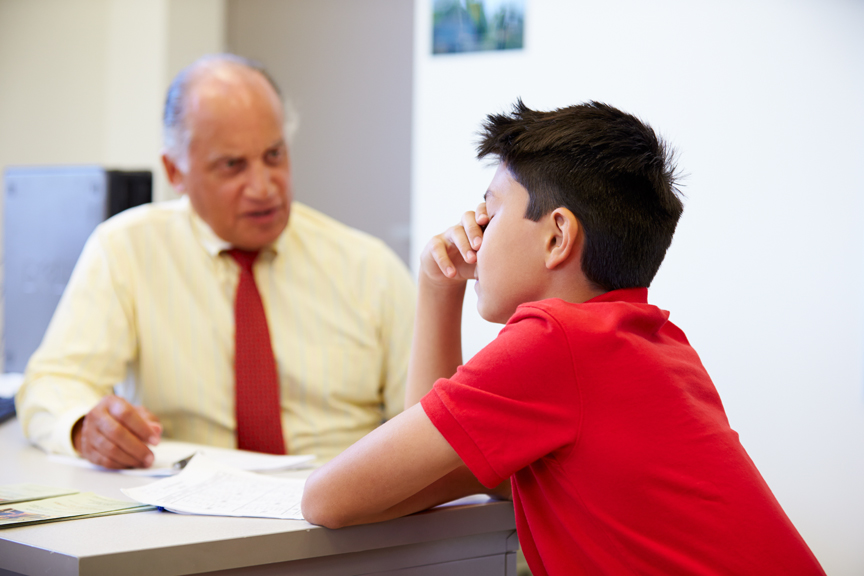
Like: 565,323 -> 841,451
162,53 -> 298,170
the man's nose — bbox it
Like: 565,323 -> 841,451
244,161 -> 275,199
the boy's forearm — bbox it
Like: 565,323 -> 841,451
343,465 -> 509,527
301,404 -> 465,528
301,402 -> 509,529
405,275 -> 467,407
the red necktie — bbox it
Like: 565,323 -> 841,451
228,249 -> 286,454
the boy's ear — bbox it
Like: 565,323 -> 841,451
544,207 -> 581,270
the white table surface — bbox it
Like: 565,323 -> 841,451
0,418 -> 518,575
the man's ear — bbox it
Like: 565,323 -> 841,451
544,207 -> 581,270
161,153 -> 186,194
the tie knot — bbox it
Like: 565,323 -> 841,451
227,249 -> 259,273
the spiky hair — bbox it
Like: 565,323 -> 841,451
477,100 -> 682,290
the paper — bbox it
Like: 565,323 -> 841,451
0,492 -> 153,528
0,372 -> 24,397
49,440 -> 315,477
0,484 -> 78,504
122,454 -> 307,520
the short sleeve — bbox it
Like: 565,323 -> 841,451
421,306 -> 582,487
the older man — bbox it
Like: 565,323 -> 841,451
16,55 -> 415,468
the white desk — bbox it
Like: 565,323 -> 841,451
0,419 -> 518,575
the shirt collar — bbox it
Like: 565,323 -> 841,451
184,195 -> 283,258
585,287 -> 649,304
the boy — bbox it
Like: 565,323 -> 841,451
301,101 -> 824,575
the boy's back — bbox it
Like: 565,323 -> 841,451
423,288 -> 823,574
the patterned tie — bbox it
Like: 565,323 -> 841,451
228,249 -> 286,454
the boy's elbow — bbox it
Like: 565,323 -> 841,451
301,498 -> 348,529
301,476 -> 351,529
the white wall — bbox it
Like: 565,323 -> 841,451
411,1 -> 864,573
0,0 -> 112,171
0,0 -> 226,200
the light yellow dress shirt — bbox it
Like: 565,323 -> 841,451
16,197 -> 415,461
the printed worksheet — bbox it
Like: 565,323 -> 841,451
122,454 -> 307,520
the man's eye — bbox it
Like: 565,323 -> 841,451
265,148 -> 283,163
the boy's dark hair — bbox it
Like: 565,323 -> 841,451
477,100 -> 682,291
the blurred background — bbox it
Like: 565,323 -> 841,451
1,1 -> 862,573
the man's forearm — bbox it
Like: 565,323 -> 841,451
405,277 -> 467,407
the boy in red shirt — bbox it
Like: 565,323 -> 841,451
301,101 -> 825,575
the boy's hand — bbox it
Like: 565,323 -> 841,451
407,204 -> 487,407
421,203 -> 489,286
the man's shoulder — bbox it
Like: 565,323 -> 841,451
289,202 -> 381,244
96,197 -> 190,240
287,202 -> 405,267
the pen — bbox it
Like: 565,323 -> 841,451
172,454 -> 197,471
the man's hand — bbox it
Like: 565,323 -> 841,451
420,203 -> 489,286
72,395 -> 162,469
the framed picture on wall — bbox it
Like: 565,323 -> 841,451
432,0 -> 525,55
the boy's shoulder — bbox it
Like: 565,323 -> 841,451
511,288 -> 669,332
501,289 -> 693,365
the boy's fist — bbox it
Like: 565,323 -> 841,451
421,203 -> 489,286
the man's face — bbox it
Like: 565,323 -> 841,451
165,70 -> 291,250
475,164 -> 549,324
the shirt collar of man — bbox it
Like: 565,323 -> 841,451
182,195 -> 283,258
